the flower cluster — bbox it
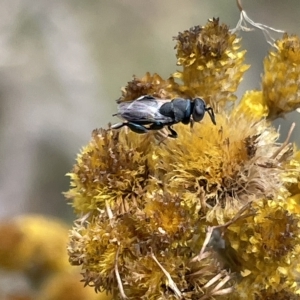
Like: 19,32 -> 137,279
0,215 -> 110,300
66,18 -> 300,299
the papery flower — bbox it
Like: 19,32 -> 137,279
68,160 -> 237,298
173,18 -> 249,109
119,72 -> 178,102
285,149 -> 300,199
263,33 -> 300,120
37,272 -> 111,300
227,198 -> 300,298
66,17 -> 300,300
65,129 -> 153,215
67,116 -> 299,298
232,90 -> 268,119
0,215 -> 113,299
0,215 -> 70,275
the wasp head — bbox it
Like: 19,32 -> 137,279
193,98 -> 216,125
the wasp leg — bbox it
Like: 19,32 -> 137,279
167,126 -> 178,138
111,122 -> 149,134
126,122 -> 149,134
146,122 -> 165,131
148,123 -> 178,138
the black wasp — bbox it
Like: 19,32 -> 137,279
111,95 -> 216,138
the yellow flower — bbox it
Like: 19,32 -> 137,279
227,198 -> 300,297
286,149 -> 300,198
67,114 -> 298,298
232,90 -> 268,119
263,33 -> 300,119
0,215 -> 70,275
150,115 -> 289,224
37,272 -> 112,300
68,192 -> 235,298
119,72 -> 178,102
287,194 -> 300,214
173,18 -> 249,109
65,129 -> 154,214
66,17 -> 300,299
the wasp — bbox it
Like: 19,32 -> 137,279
111,95 -> 216,138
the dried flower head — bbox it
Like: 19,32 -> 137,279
37,272 -> 111,300
65,129 -> 154,215
232,90 -> 268,119
119,72 -> 178,102
0,215 -> 113,299
66,16 -> 300,300
263,33 -> 300,120
173,18 -> 249,109
0,215 -> 70,275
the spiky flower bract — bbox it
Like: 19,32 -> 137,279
66,18 -> 300,299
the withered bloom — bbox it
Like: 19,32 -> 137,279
173,18 -> 249,109
263,33 -> 300,120
0,215 -> 111,299
0,215 -> 70,274
66,18 -> 300,299
119,72 -> 179,102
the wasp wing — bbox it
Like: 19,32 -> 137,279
115,96 -> 173,124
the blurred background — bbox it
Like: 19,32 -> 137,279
1,0 -> 300,221
0,0 -> 300,298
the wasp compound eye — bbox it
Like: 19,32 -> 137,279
192,98 -> 206,122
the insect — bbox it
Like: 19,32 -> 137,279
111,95 -> 216,138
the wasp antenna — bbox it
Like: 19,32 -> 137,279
206,107 -> 216,125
